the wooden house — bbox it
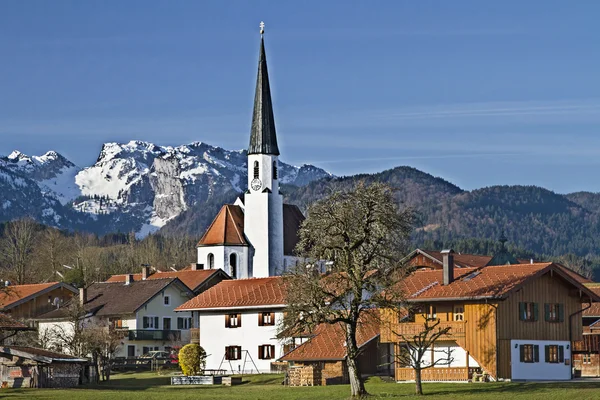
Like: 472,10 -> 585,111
572,283 -> 600,377
0,282 -> 77,320
381,250 -> 600,381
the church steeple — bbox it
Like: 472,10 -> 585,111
248,22 -> 280,156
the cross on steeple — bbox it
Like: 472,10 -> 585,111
260,21 -> 265,35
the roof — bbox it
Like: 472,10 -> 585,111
584,285 -> 600,317
280,313 -> 379,362
0,313 -> 29,330
409,249 -> 492,269
283,204 -> 305,256
38,278 -> 190,320
105,268 -> 229,292
396,262 -> 600,302
198,205 -> 247,247
176,276 -> 286,311
0,346 -> 87,363
248,36 -> 279,156
0,282 -> 77,311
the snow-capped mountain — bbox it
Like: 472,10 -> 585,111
0,141 -> 332,237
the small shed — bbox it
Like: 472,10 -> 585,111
0,346 -> 88,388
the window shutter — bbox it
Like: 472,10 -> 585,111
558,304 -> 564,322
259,313 -> 264,326
154,316 -> 159,329
177,318 -> 183,330
236,346 -> 242,360
559,346 -> 564,363
225,347 -> 230,360
544,304 -> 550,322
544,345 -> 549,362
225,314 -> 230,328
519,345 -> 525,362
534,345 -> 539,362
519,303 -> 525,321
258,345 -> 263,360
533,303 -> 539,321
270,312 -> 275,325
270,345 -> 275,359
238,314 -> 242,327
143,316 -> 148,329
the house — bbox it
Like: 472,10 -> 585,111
0,346 -> 88,388
0,282 -> 78,319
36,278 -> 194,358
573,283 -> 600,377
194,23 -> 306,280
0,313 -> 32,344
175,276 -> 286,373
105,265 -> 230,294
279,312 -> 391,385
380,250 -> 600,381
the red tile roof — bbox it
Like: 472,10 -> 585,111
105,269 -> 227,292
584,285 -> 600,317
198,205 -> 247,246
396,263 -> 599,302
0,313 -> 29,330
0,282 -> 73,310
176,277 -> 286,310
280,312 -> 379,362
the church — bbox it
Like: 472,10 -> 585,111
195,23 -> 304,279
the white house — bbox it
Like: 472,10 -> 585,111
37,277 -> 194,358
176,276 -> 286,373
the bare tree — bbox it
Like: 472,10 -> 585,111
37,227 -> 70,281
0,218 -> 38,284
280,182 -> 414,398
394,319 -> 454,395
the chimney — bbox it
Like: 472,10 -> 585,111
142,266 -> 150,280
191,263 -> 197,271
79,287 -> 87,306
442,249 -> 455,285
125,274 -> 134,285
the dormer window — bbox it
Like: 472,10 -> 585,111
273,161 -> 277,180
254,161 -> 259,179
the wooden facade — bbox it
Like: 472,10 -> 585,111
3,286 -> 76,320
381,270 -> 591,381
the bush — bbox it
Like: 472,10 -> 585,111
178,344 -> 207,376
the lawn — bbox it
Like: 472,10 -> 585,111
2,372 -> 599,399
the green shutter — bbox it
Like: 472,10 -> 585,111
559,346 -> 564,363
534,345 -> 539,362
558,304 -> 564,322
544,304 -> 550,322
143,316 -> 148,328
544,345 -> 550,363
533,303 -> 539,321
519,302 -> 525,321
154,316 -> 159,329
519,345 -> 525,362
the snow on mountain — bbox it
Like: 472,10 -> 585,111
0,141 -> 332,237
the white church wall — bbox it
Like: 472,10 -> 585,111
197,246 -> 226,271
223,246 -> 249,279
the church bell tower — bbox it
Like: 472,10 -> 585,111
244,22 -> 284,278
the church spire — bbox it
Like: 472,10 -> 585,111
248,21 -> 280,156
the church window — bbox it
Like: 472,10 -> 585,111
207,253 -> 214,269
273,161 -> 278,180
229,253 -> 237,278
253,161 -> 259,179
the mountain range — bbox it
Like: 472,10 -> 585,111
2,142 -> 600,262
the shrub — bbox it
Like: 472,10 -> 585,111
179,344 -> 207,376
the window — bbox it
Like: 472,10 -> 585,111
253,161 -> 259,179
519,302 -> 538,321
177,317 -> 192,330
207,253 -> 214,269
164,295 -> 170,306
453,305 -> 464,322
230,253 -> 237,278
226,313 -> 242,328
519,344 -> 539,363
273,161 -> 278,180
163,317 -> 171,330
584,354 -> 592,364
143,316 -> 159,329
426,306 -> 437,321
545,303 -> 564,322
258,345 -> 275,360
545,345 -> 564,363
225,346 -> 242,360
259,312 -> 275,326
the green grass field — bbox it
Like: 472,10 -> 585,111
1,372 -> 599,399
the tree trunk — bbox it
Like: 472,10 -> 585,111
415,367 -> 423,395
346,323 -> 367,398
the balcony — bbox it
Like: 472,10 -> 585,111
128,330 -> 181,341
381,312 -> 466,343
395,367 -> 478,382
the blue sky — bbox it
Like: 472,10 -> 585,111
1,1 -> 600,193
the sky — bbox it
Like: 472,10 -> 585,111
1,1 -> 600,193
